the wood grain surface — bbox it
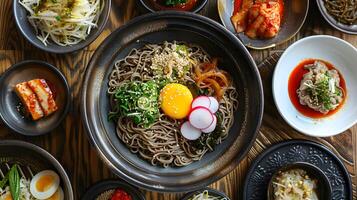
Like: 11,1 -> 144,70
0,0 -> 356,199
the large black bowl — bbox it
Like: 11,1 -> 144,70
81,11 -> 263,192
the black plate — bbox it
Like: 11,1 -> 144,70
81,180 -> 145,200
0,60 -> 70,136
243,140 -> 352,200
0,140 -> 74,200
81,11 -> 263,192
181,188 -> 230,200
13,0 -> 111,53
316,0 -> 357,34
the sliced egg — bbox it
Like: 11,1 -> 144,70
46,187 -> 64,200
0,191 -> 12,200
30,170 -> 60,199
160,83 -> 193,119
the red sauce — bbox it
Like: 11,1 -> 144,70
288,59 -> 347,119
45,79 -> 57,99
111,189 -> 132,200
233,0 -> 242,15
150,0 -> 198,11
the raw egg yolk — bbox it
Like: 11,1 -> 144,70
36,175 -> 54,192
160,83 -> 193,119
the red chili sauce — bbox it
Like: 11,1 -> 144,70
111,189 -> 132,200
288,59 -> 347,119
150,0 -> 198,11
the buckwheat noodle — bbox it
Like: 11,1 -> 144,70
108,42 -> 238,167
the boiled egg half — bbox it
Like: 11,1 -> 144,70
46,187 -> 64,200
30,170 -> 60,199
160,83 -> 193,119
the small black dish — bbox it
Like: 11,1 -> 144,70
267,162 -> 332,200
181,188 -> 230,200
243,140 -> 352,200
81,179 -> 145,200
0,140 -> 74,199
13,0 -> 112,53
0,60 -> 70,136
316,0 -> 357,35
138,0 -> 208,13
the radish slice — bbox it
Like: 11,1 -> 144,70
189,106 -> 214,129
202,115 -> 217,133
208,97 -> 219,113
191,96 -> 211,109
180,121 -> 202,140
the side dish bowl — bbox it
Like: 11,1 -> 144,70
0,140 -> 74,200
273,35 -> 357,137
138,0 -> 208,13
13,0 -> 111,54
181,188 -> 230,200
81,11 -> 263,192
0,60 -> 70,136
217,0 -> 309,49
316,0 -> 357,35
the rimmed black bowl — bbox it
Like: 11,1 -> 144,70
0,140 -> 74,200
181,188 -> 230,200
138,0 -> 208,13
316,0 -> 357,34
81,11 -> 263,192
267,162 -> 332,200
13,0 -> 111,53
81,179 -> 145,200
0,60 -> 70,136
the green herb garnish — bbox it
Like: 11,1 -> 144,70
164,0 -> 188,6
9,165 -> 20,200
109,81 -> 160,127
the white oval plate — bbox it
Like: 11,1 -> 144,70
273,35 -> 357,137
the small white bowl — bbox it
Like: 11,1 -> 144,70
273,35 -> 357,137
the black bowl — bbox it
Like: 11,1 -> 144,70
13,0 -> 111,53
0,60 -> 70,136
0,140 -> 74,200
138,0 -> 208,13
81,11 -> 263,192
181,188 -> 230,200
267,162 -> 332,200
81,180 -> 145,200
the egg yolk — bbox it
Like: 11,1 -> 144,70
160,83 -> 193,119
36,175 -> 54,192
47,189 -> 60,200
4,193 -> 12,200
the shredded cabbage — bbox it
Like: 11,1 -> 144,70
188,190 -> 228,200
19,0 -> 103,46
273,169 -> 319,200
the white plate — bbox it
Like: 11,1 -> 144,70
273,35 -> 357,137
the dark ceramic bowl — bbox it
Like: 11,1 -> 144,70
81,11 -> 263,192
81,180 -> 145,200
0,60 -> 70,136
138,0 -> 208,13
0,140 -> 74,200
267,162 -> 332,200
181,188 -> 230,200
218,0 -> 309,49
13,0 -> 111,53
316,0 -> 357,34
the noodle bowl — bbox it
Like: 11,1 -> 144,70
107,41 -> 238,167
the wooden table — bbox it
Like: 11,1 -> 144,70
0,0 -> 356,199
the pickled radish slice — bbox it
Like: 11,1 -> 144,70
189,106 -> 214,129
202,115 -> 217,133
180,121 -> 202,140
208,97 -> 219,113
191,96 -> 211,109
